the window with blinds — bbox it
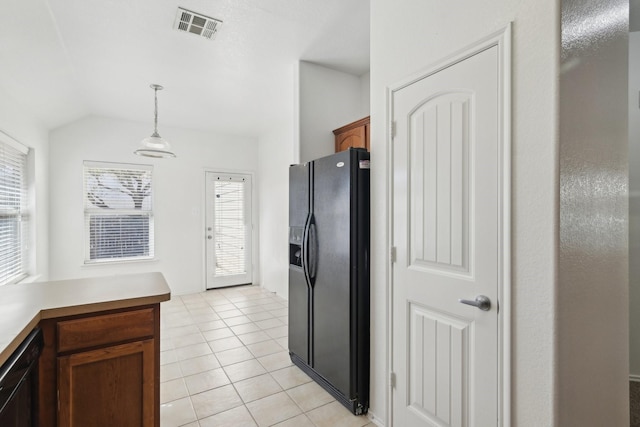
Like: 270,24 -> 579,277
83,162 -> 154,263
214,179 -> 245,277
0,136 -> 28,286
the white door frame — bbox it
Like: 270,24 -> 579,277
202,168 -> 257,291
385,24 -> 511,426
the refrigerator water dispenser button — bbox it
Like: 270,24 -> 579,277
289,226 -> 304,243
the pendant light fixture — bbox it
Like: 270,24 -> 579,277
134,84 -> 176,158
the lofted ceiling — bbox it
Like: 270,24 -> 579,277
0,0 -> 370,137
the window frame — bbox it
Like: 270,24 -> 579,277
83,161 -> 155,265
0,131 -> 29,286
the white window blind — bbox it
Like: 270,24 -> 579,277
0,135 -> 28,286
214,178 -> 246,276
83,162 -> 154,263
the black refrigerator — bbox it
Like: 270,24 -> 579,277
288,148 -> 370,415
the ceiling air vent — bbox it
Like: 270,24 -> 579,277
174,7 -> 222,40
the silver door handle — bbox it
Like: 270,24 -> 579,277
458,295 -> 491,311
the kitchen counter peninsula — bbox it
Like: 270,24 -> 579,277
0,272 -> 170,427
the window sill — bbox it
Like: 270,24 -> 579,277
82,258 -> 159,267
18,274 -> 42,284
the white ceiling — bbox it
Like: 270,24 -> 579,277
0,0 -> 370,137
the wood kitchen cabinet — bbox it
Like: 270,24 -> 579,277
333,116 -> 370,152
38,305 -> 160,427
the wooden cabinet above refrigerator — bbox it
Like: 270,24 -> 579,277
333,116 -> 370,152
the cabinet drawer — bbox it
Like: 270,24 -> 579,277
57,308 -> 155,353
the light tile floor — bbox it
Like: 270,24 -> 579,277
160,285 -> 375,427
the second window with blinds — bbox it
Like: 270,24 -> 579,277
83,161 -> 154,264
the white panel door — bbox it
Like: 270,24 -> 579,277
205,172 -> 252,289
392,43 -> 505,427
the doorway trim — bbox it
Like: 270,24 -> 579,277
202,168 -> 257,292
385,23 -> 511,426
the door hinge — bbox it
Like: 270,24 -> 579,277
390,372 -> 396,389
390,121 -> 396,140
390,246 -> 397,263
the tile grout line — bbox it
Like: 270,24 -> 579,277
162,285 -> 368,427
223,289 -> 302,427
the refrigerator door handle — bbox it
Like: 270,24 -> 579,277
301,213 -> 312,287
308,221 -> 317,282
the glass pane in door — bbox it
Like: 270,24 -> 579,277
206,172 -> 252,289
214,180 -> 245,277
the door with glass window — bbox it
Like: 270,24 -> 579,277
205,172 -> 252,289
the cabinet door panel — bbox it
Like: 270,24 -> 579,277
58,339 -> 155,427
336,127 -> 366,152
333,116 -> 370,153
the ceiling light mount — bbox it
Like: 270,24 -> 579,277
135,84 -> 176,158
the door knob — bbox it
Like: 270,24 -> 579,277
459,295 -> 491,311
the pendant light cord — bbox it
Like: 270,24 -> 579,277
153,87 -> 159,136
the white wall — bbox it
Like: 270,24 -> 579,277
258,124 -> 294,298
371,0 -> 558,425
360,72 -> 371,117
257,61 -> 296,300
48,116 -> 259,296
0,86 -> 50,282
631,31 -> 640,379
298,61 -> 370,163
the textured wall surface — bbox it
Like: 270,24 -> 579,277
559,0 -> 629,424
258,123 -> 294,298
629,30 -> 640,380
298,61 -> 368,163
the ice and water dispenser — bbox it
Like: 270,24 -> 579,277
289,226 -> 304,267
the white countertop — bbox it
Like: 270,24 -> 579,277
0,272 -> 171,366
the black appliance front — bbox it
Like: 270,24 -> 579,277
312,150 -> 355,398
0,327 -> 44,427
288,148 -> 370,415
288,162 -> 311,364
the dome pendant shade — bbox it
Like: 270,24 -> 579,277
135,84 -> 176,158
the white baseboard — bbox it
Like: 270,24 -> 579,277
630,374 -> 640,382
367,410 -> 386,427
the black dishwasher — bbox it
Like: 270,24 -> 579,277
0,328 -> 43,427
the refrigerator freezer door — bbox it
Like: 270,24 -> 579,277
288,163 -> 310,364
289,164 -> 310,228
289,267 -> 309,362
